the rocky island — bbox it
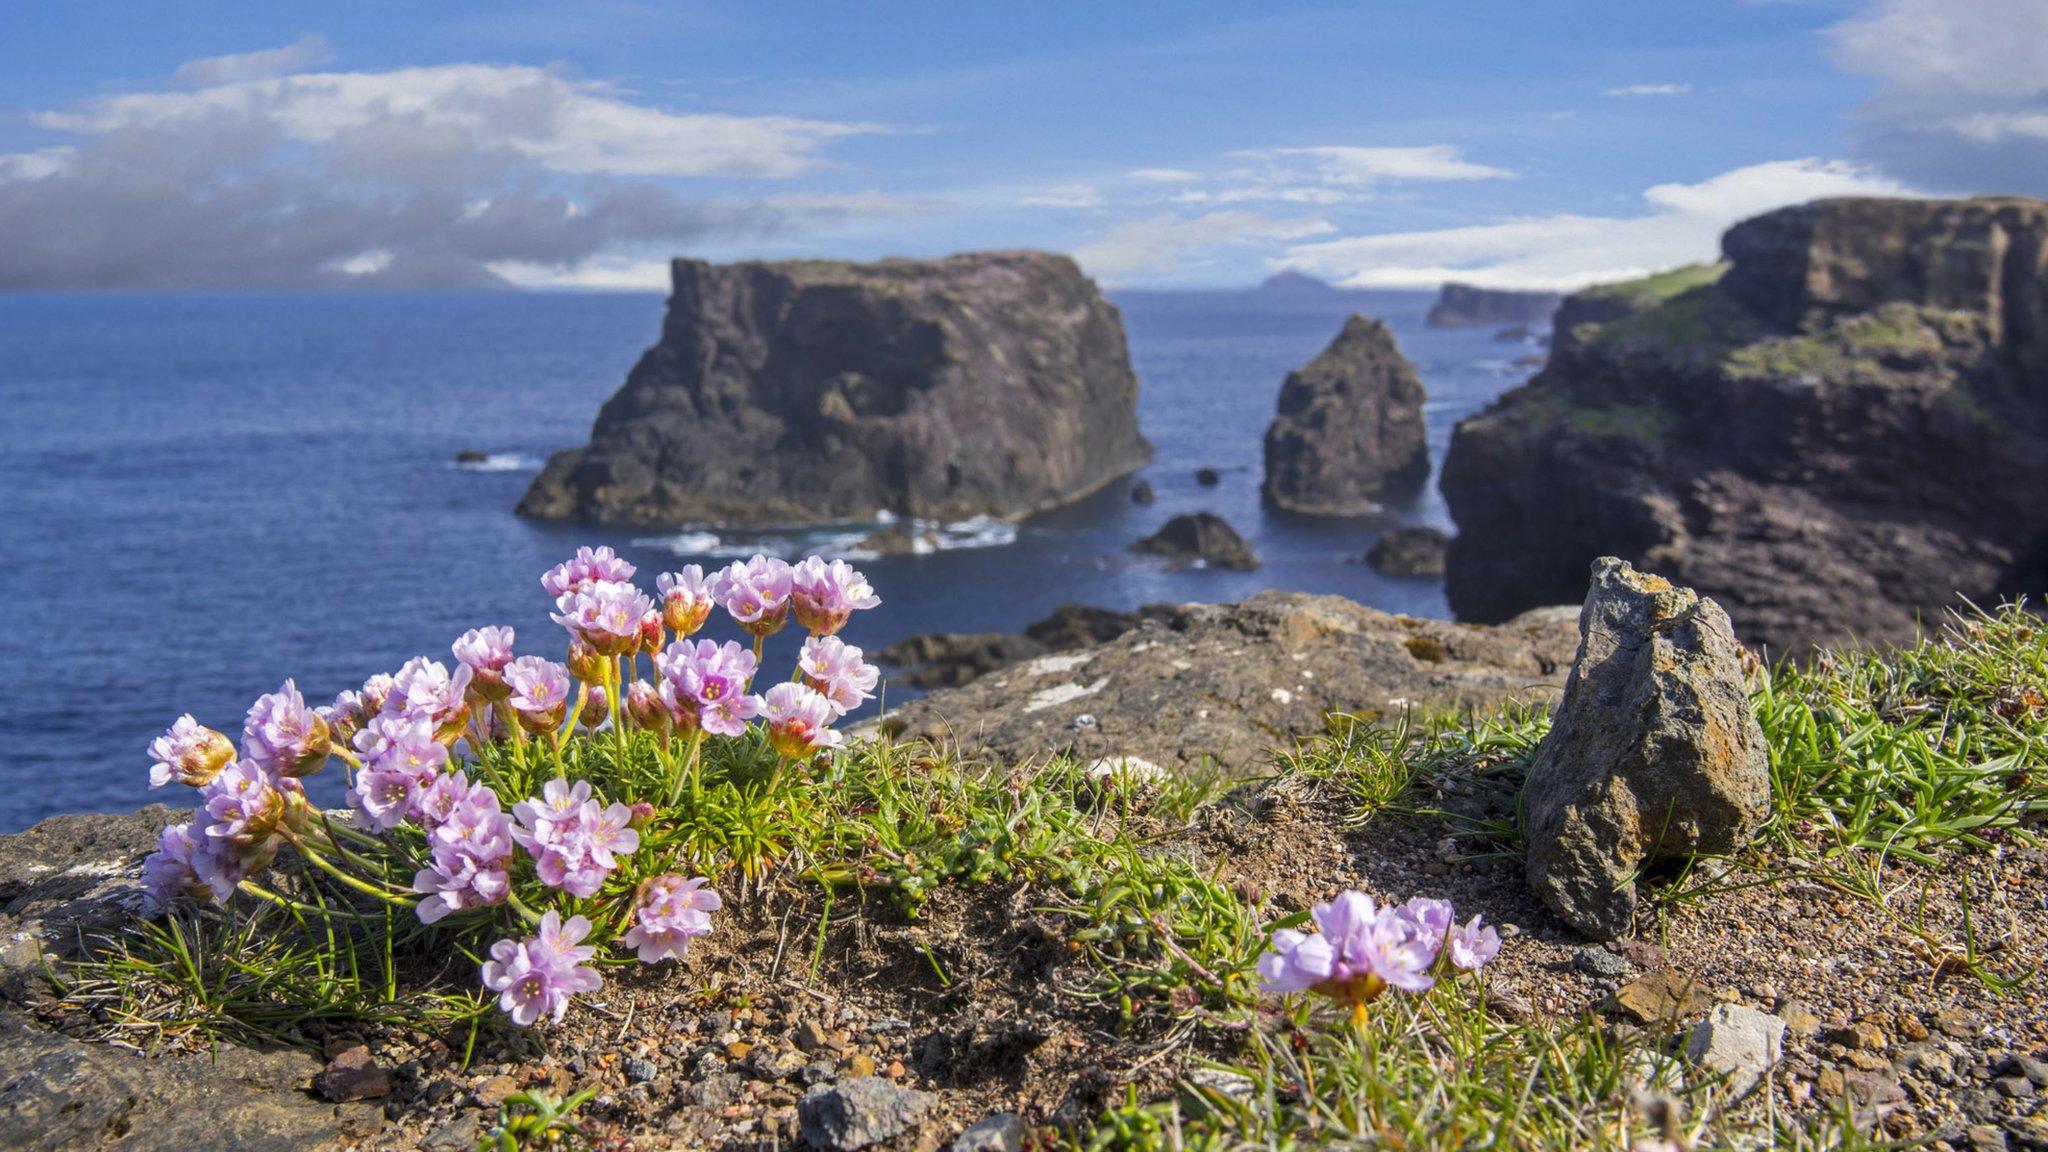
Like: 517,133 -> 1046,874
519,251 -> 1151,527
1426,282 -> 1563,328
1261,315 -> 1429,515
1441,196 -> 2048,653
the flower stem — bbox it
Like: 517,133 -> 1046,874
505,888 -> 544,927
289,834 -> 418,906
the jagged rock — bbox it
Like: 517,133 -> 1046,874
1133,512 -> 1258,570
881,604 -> 1185,690
797,1077 -> 935,1151
1685,1004 -> 1787,1098
951,1113 -> 1025,1152
1193,467 -> 1220,486
1426,283 -> 1562,328
1524,559 -> 1770,939
520,251 -> 1150,527
1363,526 -> 1450,577
1443,196 -> 2048,653
873,591 -> 1579,774
1129,479 -> 1155,504
1261,316 -> 1428,515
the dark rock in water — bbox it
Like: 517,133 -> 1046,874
1130,479 -> 1155,504
1427,282 -> 1562,328
1364,526 -> 1450,577
1133,512 -> 1258,570
873,591 -> 1579,775
1524,559 -> 1769,939
1258,270 -> 1339,295
798,1077 -> 934,1151
879,631 -> 1047,689
1511,354 -> 1544,369
1443,195 -> 2048,653
520,251 -> 1151,527
1193,467 -> 1220,487
453,449 -> 489,464
1261,315 -> 1428,515
1024,603 -> 1167,649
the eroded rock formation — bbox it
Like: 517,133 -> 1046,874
1132,512 -> 1259,569
1442,196 -> 2048,653
521,251 -> 1151,527
1427,283 -> 1563,328
1261,316 -> 1428,515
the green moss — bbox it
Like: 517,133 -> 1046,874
1403,634 -> 1447,663
1724,303 -> 1946,381
1566,402 -> 1679,443
1588,282 -> 1762,360
1579,261 -> 1728,307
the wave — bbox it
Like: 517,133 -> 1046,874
449,453 -> 543,473
631,514 -> 1019,562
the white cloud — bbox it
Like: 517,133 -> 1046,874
1277,158 -> 1914,290
1828,0 -> 2048,191
1018,184 -> 1106,209
173,34 -> 334,88
1253,145 -> 1514,184
1603,83 -> 1692,97
0,147 -> 75,181
1073,210 -> 1334,281
1126,167 -> 1200,183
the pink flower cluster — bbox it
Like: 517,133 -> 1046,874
1257,891 -> 1500,1010
411,771 -> 515,923
510,779 -> 640,898
621,874 -> 722,963
655,638 -> 762,736
481,911 -> 603,1027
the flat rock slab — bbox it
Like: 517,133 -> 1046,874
876,590 -> 1578,774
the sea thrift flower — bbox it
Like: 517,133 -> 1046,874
1447,914 -> 1502,971
200,761 -> 302,848
480,912 -> 602,1026
541,546 -> 635,598
762,683 -> 843,760
510,779 -> 639,897
579,684 -> 609,730
565,637 -> 604,684
413,776 -> 515,923
503,656 -> 571,733
621,875 -> 722,963
1257,891 -> 1448,1011
789,557 -> 880,636
1398,897 -> 1455,943
799,635 -> 880,716
638,609 -> 664,655
148,715 -> 236,789
357,673 -> 395,718
624,680 -> 668,734
322,690 -> 366,744
658,639 -> 761,737
386,657 -> 473,738
241,681 -> 332,777
451,626 -> 517,700
552,580 -> 655,657
349,716 -> 448,830
656,566 -> 714,637
713,555 -> 793,637
141,821 -> 238,912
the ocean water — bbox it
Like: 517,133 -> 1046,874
0,288 -> 1536,831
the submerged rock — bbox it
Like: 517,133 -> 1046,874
1443,196 -> 2048,653
1194,467 -> 1221,487
1426,282 -> 1562,328
1133,512 -> 1259,570
875,591 -> 1578,774
1523,559 -> 1769,939
520,250 -> 1150,527
1129,479 -> 1155,504
1363,526 -> 1450,577
1261,316 -> 1428,515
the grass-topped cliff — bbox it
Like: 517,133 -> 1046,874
25,601 -> 2047,1150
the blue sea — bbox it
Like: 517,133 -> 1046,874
0,287 -> 1538,831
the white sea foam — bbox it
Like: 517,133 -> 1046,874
449,453 -> 542,473
632,514 -> 1019,562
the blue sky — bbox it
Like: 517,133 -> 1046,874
2,1 -> 2041,289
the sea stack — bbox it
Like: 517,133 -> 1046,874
519,251 -> 1151,527
1441,196 -> 2048,653
1261,315 -> 1428,515
1426,283 -> 1563,328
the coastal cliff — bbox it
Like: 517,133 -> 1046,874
1426,283 -> 1563,328
1441,196 -> 2048,653
520,251 -> 1151,527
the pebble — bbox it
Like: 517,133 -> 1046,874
622,1057 -> 658,1084
798,1077 -> 936,1151
845,1053 -> 877,1079
1684,1003 -> 1787,1098
1607,968 -> 1710,1024
313,1045 -> 392,1103
1777,1000 -> 1821,1039
1573,946 -> 1630,980
474,1075 -> 518,1108
951,1112 -> 1025,1152
794,1020 -> 834,1053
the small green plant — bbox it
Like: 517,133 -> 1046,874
482,1087 -> 598,1151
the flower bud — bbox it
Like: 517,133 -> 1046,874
148,717 -> 238,790
626,801 -> 657,831
625,680 -> 668,734
638,611 -> 665,657
580,684 -> 609,730
566,638 -> 605,684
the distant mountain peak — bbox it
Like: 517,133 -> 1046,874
1258,269 -> 1337,294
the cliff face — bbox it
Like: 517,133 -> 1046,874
520,251 -> 1151,527
1261,315 -> 1429,515
1441,196 -> 2048,653
1427,282 -> 1563,328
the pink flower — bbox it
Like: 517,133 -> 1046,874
541,546 -> 636,598
503,656 -> 571,733
201,761 -> 302,848
552,580 -> 655,657
713,555 -> 793,637
452,626 -> 517,699
1447,914 -> 1501,971
621,875 -> 722,964
141,821 -> 241,912
386,657 -> 473,738
762,683 -> 843,760
624,680 -> 668,733
148,715 -> 236,789
241,681 -> 332,777
480,911 -> 602,1026
656,566 -> 714,638
357,673 -> 395,718
510,778 -> 639,898
657,639 -> 761,737
348,715 -> 447,830
789,557 -> 880,636
412,775 -> 514,923
1256,890 -> 1448,1008
799,636 -> 880,716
